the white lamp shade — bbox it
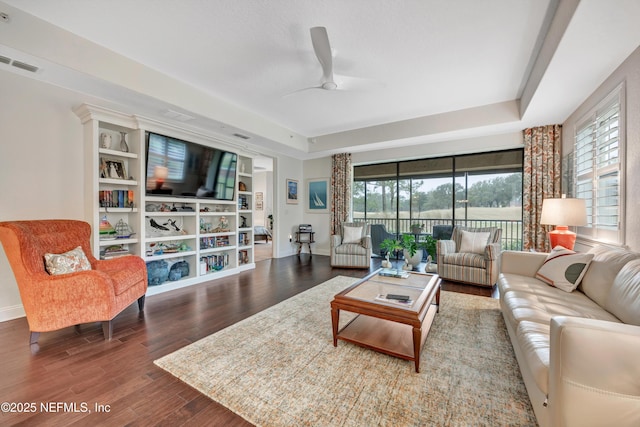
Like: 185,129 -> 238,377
154,166 -> 169,180
540,198 -> 587,226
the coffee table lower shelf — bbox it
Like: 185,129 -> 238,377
335,303 -> 438,368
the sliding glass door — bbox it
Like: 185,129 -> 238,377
353,149 -> 523,250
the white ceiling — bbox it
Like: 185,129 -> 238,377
2,0 -> 640,160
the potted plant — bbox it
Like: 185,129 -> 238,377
421,235 -> 438,272
421,235 -> 437,260
400,234 -> 423,269
410,223 -> 424,234
380,238 -> 402,268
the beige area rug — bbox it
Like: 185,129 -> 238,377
154,276 -> 536,426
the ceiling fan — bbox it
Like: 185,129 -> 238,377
286,26 -> 377,96
310,26 -> 338,90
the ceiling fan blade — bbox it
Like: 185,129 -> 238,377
282,85 -> 324,98
310,26 -> 334,83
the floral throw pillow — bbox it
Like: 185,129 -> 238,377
535,246 -> 594,292
44,246 -> 91,275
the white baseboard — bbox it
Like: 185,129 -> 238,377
0,304 -> 25,322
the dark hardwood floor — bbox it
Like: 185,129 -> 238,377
0,255 -> 496,426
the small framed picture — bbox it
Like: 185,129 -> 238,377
255,192 -> 264,210
101,157 -> 127,180
306,178 -> 330,213
286,179 -> 298,204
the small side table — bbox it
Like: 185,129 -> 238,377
295,231 -> 315,256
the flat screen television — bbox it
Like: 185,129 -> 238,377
145,131 -> 237,201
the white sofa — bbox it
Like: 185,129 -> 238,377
498,245 -> 640,427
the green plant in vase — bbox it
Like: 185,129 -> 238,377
421,234 -> 438,272
380,238 -> 402,268
421,235 -> 437,260
401,234 -> 419,257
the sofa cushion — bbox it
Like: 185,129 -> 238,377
459,230 -> 490,254
342,226 -> 363,244
502,288 -> 620,327
606,259 -> 640,326
579,245 -> 640,307
44,246 -> 91,275
516,321 -> 551,395
442,252 -> 486,268
535,246 -> 593,292
335,243 -> 368,255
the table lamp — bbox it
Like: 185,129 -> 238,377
540,197 -> 587,250
154,166 -> 169,190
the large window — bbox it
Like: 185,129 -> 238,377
353,149 -> 523,250
574,84 -> 624,244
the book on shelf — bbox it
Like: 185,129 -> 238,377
378,268 -> 410,278
99,190 -> 135,208
374,294 -> 414,307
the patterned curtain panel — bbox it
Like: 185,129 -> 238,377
330,153 -> 352,235
523,125 -> 562,252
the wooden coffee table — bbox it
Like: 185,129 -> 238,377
331,269 -> 441,372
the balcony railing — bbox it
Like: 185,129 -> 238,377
353,217 -> 523,251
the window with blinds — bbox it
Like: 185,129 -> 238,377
574,84 -> 624,243
146,134 -> 187,181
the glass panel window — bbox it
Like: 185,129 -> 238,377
574,84 -> 624,243
353,149 -> 523,250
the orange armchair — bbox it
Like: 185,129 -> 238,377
0,220 -> 147,345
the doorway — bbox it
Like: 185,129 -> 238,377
253,157 -> 274,261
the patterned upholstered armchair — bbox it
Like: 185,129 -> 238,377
436,226 -> 502,287
0,220 -> 148,345
330,222 -> 371,268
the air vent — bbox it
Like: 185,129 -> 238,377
162,109 -> 195,122
11,60 -> 39,73
232,133 -> 250,140
0,55 -> 10,65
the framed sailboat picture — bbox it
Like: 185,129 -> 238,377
306,178 -> 330,213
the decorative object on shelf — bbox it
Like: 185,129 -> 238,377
240,162 -> 245,173
169,260 -> 189,281
146,260 -> 169,286
119,131 -> 129,152
146,217 -> 186,236
286,179 -> 298,204
238,181 -> 247,191
114,219 -> 134,239
100,244 -> 130,260
240,215 -> 247,228
101,157 -> 127,179
306,178 -> 329,212
218,216 -> 230,231
100,132 -> 112,149
99,215 -> 116,240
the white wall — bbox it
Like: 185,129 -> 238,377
301,157 -> 332,256
273,156 -> 304,257
0,71 -> 87,320
563,45 -> 640,252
